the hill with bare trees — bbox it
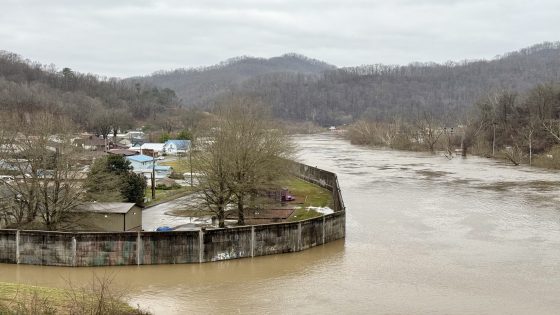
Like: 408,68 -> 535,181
136,42 -> 560,126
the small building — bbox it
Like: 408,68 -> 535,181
74,202 -> 142,231
126,154 -> 154,170
140,143 -> 165,156
107,149 -> 139,157
126,154 -> 172,179
74,135 -> 107,151
74,135 -> 123,151
164,140 -> 191,155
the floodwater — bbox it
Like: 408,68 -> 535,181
2,133 -> 560,314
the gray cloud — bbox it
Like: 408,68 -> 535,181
1,0 -> 559,77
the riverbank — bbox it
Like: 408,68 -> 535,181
0,281 -> 148,314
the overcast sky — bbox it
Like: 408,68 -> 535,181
1,0 -> 559,78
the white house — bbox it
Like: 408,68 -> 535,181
164,140 -> 191,155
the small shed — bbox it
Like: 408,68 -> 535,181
74,202 -> 142,231
140,143 -> 165,156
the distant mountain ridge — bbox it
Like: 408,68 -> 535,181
129,53 -> 335,105
2,42 -> 559,127
133,42 -> 560,125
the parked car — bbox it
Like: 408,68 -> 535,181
155,226 -> 174,232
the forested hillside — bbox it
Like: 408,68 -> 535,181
3,42 -> 560,130
130,53 -> 334,106
138,42 -> 560,125
0,51 -> 179,134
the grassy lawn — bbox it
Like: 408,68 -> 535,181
0,282 -> 141,314
144,185 -> 194,207
289,207 -> 322,221
282,177 -> 333,208
279,177 -> 333,222
167,208 -> 214,217
160,155 -> 199,174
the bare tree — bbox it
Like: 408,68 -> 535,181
194,128 -> 234,228
194,97 -> 296,227
542,119 -> 560,143
218,98 -> 295,225
414,111 -> 444,153
0,112 -> 84,230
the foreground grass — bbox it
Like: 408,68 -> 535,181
0,282 -> 66,313
0,281 -> 145,315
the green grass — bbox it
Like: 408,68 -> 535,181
167,209 -> 214,217
0,282 -> 141,314
282,177 -> 333,208
0,282 -> 66,307
288,207 -> 322,222
144,185 -> 194,207
160,156 -> 199,174
279,177 -> 333,222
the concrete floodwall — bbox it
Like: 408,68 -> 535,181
140,231 -> 200,264
292,162 -> 345,212
253,222 -> 300,256
0,230 -> 17,264
75,232 -> 137,266
0,162 -> 345,267
18,231 -> 75,266
203,227 -> 252,262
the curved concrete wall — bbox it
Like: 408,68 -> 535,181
0,162 -> 346,267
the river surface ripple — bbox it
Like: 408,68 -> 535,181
1,133 -> 560,314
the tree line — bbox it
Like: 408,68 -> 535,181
0,51 -> 183,136
347,82 -> 560,168
136,42 -> 560,126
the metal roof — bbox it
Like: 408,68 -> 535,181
76,202 -> 138,214
126,154 -> 154,162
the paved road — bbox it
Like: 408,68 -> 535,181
142,193 -> 204,231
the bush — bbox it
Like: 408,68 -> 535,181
0,274 -> 151,315
168,171 -> 184,180
533,145 -> 560,169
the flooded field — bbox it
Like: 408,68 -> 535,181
1,133 -> 560,314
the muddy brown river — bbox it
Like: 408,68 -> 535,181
1,133 -> 560,314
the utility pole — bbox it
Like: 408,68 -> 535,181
492,122 -> 496,157
151,151 -> 156,200
189,143 -> 193,187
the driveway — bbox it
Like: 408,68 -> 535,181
142,193 -> 204,231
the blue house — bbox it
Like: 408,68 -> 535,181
126,154 -> 172,179
164,140 -> 191,155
